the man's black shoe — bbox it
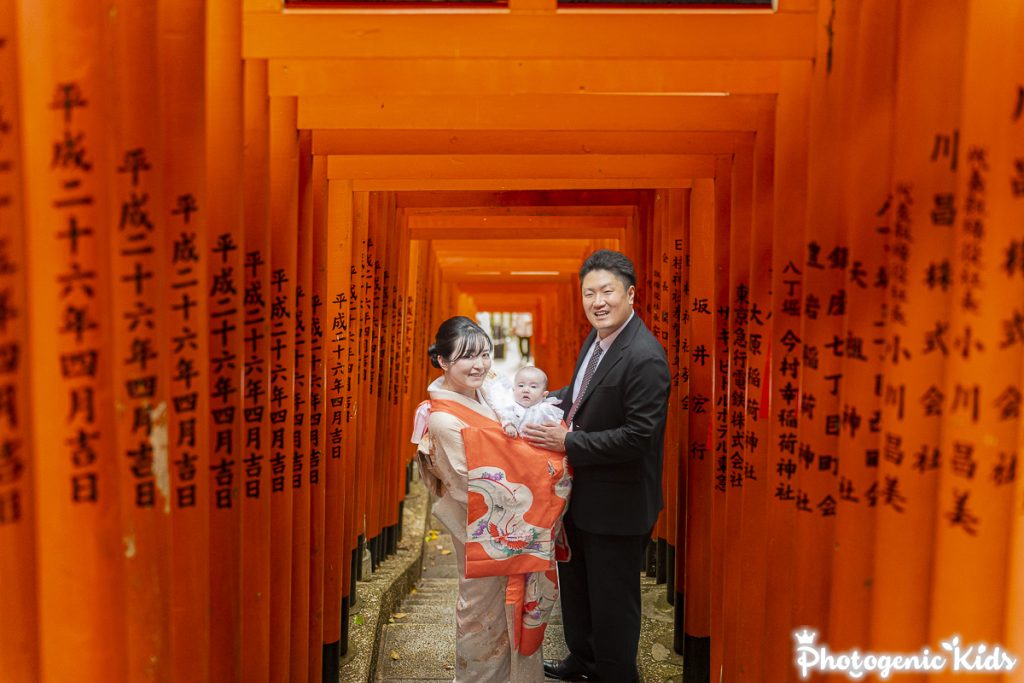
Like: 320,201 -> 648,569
543,658 -> 592,681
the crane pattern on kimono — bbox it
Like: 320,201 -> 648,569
468,468 -> 551,559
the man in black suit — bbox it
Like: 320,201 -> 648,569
523,249 -> 671,682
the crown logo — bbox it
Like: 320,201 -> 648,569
794,628 -> 818,646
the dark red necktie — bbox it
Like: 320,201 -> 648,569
566,341 -> 603,429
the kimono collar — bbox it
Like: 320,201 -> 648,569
427,376 -> 498,421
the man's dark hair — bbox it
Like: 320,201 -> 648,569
579,249 -> 637,290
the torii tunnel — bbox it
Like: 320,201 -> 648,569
1,0 -> 1023,681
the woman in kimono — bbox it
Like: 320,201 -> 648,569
413,316 -> 560,683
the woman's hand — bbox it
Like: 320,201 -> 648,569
521,422 -> 568,452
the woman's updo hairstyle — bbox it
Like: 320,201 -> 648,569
428,316 -> 494,370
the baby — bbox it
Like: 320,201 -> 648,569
486,366 -> 565,438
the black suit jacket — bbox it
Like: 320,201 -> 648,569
559,314 -> 671,536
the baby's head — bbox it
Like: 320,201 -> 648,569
513,366 -> 549,408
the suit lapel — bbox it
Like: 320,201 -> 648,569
573,315 -> 641,414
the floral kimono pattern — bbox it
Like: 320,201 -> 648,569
421,397 -> 571,657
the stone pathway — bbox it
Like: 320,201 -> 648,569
376,526 -> 683,682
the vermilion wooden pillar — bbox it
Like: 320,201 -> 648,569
790,2 -> 860,659
365,193 -> 386,566
662,188 -> 688,620
350,190 -> 370,586
646,189 -> 666,579
307,153 -> 327,680
763,60 -> 811,678
826,0 -> 896,655
0,4 -> 37,678
708,154 -> 732,683
343,185 -> 363,628
323,177 -> 354,677
241,57 -> 272,683
290,128 -> 314,683
205,0 -> 245,679
869,0 -> 967,658
109,1 -> 174,679
110,2 -> 172,679
683,177 -> 715,679
267,94 -> 299,683
1004,8 -> 1024,674
734,110 -> 773,681
376,195 -> 394,562
19,1 -> 128,679
721,136 -> 753,681
160,0 -> 213,676
929,0 -> 1022,659
386,195 -> 411,555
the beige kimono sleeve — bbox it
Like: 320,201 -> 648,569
427,411 -> 471,542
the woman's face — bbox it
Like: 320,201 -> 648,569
441,348 -> 492,398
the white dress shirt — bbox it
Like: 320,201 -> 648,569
571,310 -> 634,402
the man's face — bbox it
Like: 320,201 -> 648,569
581,269 -> 635,338
514,369 -> 548,407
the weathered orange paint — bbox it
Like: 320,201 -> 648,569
205,0 -> 245,680
241,57 -> 272,683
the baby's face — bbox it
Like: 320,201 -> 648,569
514,370 -> 547,407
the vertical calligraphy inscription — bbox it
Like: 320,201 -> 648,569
50,83 -> 103,508
116,148 -> 161,509
310,290 -> 323,487
270,265 -> 291,496
773,259 -> 803,506
244,249 -> 268,501
169,196 -> 204,510
796,239 -> 849,517
941,149 -> 988,536
210,233 -> 240,510
328,284 -> 347,467
0,36 -> 24,528
0,23 -> 39,678
294,282 -> 307,492
730,282 -> 751,489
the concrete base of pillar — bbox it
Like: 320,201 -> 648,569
336,478 -> 429,682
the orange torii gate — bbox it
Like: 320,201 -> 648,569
3,2 -> 1024,683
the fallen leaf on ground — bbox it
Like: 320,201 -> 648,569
393,612 -> 408,619
390,650 -> 401,661
353,615 -> 364,626
440,549 -> 452,556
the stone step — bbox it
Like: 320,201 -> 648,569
420,566 -> 460,579
377,524 -> 682,682
409,585 -> 457,592
376,623 -> 570,681
407,583 -> 457,592
388,611 -> 456,625
400,599 -> 455,611
377,624 -> 457,680
407,585 -> 457,595
411,581 -> 456,589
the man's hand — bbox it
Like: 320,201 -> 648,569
521,422 -> 568,452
